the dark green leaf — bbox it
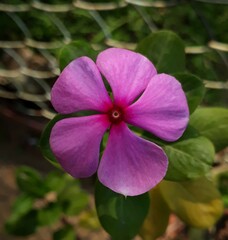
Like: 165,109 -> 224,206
58,40 -> 97,71
176,125 -> 200,141
174,73 -> 205,114
39,114 -> 66,168
216,171 -> 228,207
53,225 -> 76,240
5,210 -> 38,236
217,172 -> 228,196
136,30 -> 185,74
190,107 -> 228,152
16,166 -> 48,197
95,181 -> 150,240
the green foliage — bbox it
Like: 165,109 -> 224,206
204,88 -> 228,108
58,181 -> 89,216
10,194 -> 34,217
217,172 -> 228,208
53,225 -> 76,240
190,107 -> 228,152
95,181 -> 150,240
45,171 -> 70,193
5,209 -> 38,236
58,41 -> 97,71
6,167 -> 89,237
5,194 -> 38,236
218,172 -> 228,196
37,203 -> 62,226
137,30 -> 185,74
22,10 -> 62,41
16,166 -> 49,198
164,135 -> 215,181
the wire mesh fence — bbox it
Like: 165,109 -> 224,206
0,0 -> 227,120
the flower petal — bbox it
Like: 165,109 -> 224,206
50,114 -> 110,178
125,74 -> 189,141
96,48 -> 157,107
51,57 -> 112,114
98,122 -> 168,196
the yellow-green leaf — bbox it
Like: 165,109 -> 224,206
159,178 -> 223,228
140,185 -> 170,240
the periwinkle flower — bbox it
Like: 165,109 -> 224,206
50,48 -> 189,196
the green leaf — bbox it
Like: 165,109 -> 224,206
217,172 -> 228,196
9,194 -> 34,219
140,186 -> 170,240
58,40 -> 97,71
222,196 -> 228,208
217,172 -> 228,208
45,172 -> 71,193
5,194 -> 36,235
37,203 -> 62,226
16,166 -> 48,197
174,73 -> 205,114
53,225 -> 76,240
164,135 -> 215,181
136,30 -> 185,74
64,192 -> 88,216
159,178 -> 224,228
95,181 -> 150,240
58,180 -> 89,216
5,210 -> 38,236
79,210 -> 101,230
39,114 -> 66,168
190,107 -> 228,152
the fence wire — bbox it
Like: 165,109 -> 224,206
0,0 -> 227,120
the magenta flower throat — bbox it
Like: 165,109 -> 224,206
50,48 -> 189,196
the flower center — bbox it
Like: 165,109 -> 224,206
108,106 -> 124,124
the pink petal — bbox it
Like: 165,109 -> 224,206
96,48 -> 157,107
125,74 -> 189,141
98,122 -> 168,196
50,114 -> 110,178
51,57 -> 112,114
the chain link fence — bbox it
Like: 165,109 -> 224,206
0,0 -> 227,121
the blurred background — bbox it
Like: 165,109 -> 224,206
0,0 -> 227,239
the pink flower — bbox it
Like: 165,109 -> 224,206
50,48 -> 189,196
